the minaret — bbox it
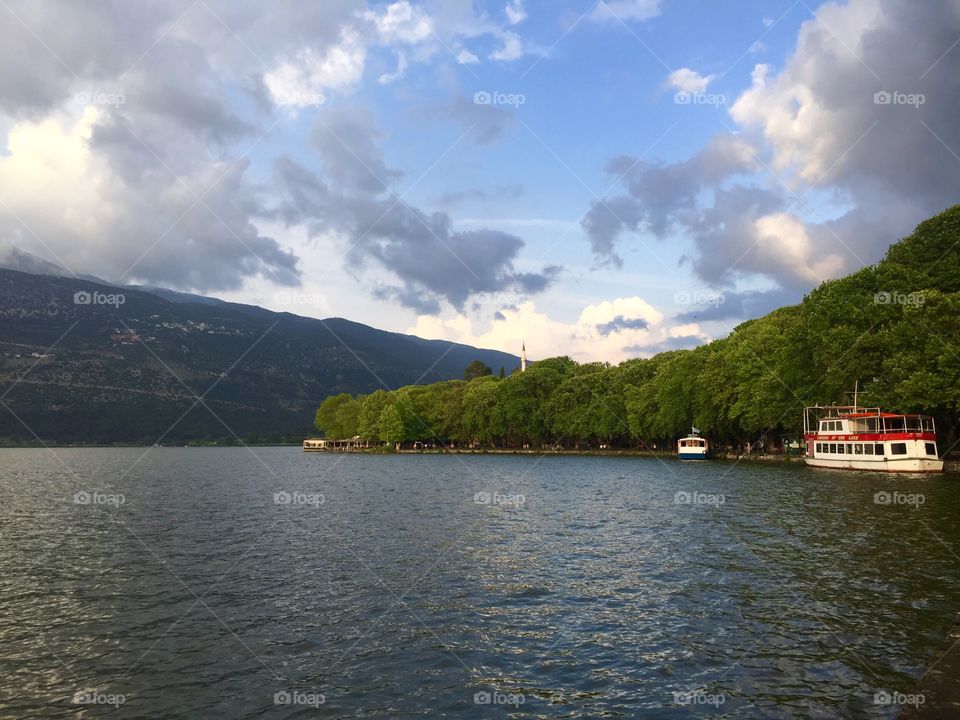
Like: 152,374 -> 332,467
521,341 -> 527,372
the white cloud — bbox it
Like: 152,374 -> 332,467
456,49 -> 480,64
364,1 -> 434,44
590,0 -> 663,23
667,68 -> 714,93
753,213 -> 844,284
265,30 -> 365,108
505,0 -> 527,25
407,297 -> 708,364
489,32 -> 524,62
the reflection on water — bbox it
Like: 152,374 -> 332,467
1,448 -> 959,718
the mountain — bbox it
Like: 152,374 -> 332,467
0,269 -> 520,444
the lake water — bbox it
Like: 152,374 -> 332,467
1,448 -> 959,718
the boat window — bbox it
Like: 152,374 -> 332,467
891,443 -> 907,455
866,418 -> 878,431
864,444 -> 874,455
875,444 -> 884,455
854,444 -> 863,455
886,417 -> 905,431
925,442 -> 937,456
906,417 -> 920,431
815,443 -> 821,453
846,444 -> 853,454
828,443 -> 836,453
837,444 -> 844,454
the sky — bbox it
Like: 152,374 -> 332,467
1,0 -> 959,363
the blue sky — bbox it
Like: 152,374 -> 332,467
1,0 -> 958,361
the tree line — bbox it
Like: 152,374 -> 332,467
315,207 -> 960,452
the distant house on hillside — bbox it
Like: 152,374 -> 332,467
111,328 -> 140,344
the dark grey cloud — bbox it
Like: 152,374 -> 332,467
626,334 -> 704,355
673,287 -> 803,323
434,184 -> 524,208
581,134 -> 755,267
444,96 -> 516,145
311,106 -> 402,195
596,315 -> 649,335
272,111 -> 558,313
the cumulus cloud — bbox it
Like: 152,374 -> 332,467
408,296 -> 706,364
584,0 -> 960,295
0,108 -> 298,290
0,0 -> 544,295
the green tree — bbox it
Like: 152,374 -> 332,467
378,403 -> 406,444
358,389 -> 393,441
464,360 -> 493,381
314,393 -> 360,438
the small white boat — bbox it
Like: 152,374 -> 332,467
677,428 -> 710,460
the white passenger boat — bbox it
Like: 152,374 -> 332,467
677,428 -> 710,460
803,405 -> 943,473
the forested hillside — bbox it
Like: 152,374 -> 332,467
316,206 -> 960,452
0,271 -> 519,444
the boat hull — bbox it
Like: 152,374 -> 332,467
804,457 -> 943,473
678,452 -> 710,460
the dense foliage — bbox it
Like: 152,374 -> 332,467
315,206 -> 960,452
